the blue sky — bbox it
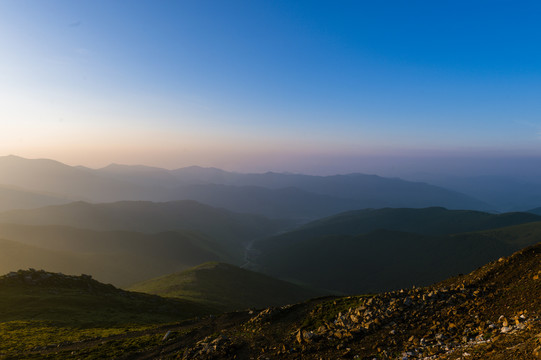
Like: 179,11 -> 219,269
1,1 -> 540,174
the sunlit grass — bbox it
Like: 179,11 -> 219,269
0,320 -> 156,353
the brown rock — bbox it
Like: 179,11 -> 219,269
296,330 -> 303,344
534,346 -> 541,359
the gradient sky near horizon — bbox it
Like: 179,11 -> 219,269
1,1 -> 541,175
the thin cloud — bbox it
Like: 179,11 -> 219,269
68,21 -> 82,27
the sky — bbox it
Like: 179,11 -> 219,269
1,0 -> 541,175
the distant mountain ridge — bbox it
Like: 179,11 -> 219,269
253,207 -> 541,254
0,184 -> 71,211
98,164 -> 493,211
0,155 -> 493,219
412,174 -> 541,211
0,155 -> 154,202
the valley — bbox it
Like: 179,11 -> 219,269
0,156 -> 540,359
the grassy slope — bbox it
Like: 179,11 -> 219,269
128,262 -> 326,312
0,200 -> 291,264
255,207 -> 541,252
0,269 -> 219,356
6,242 -> 540,359
1,235 -> 540,359
0,270 -> 216,324
255,219 -> 541,294
0,229 -> 221,287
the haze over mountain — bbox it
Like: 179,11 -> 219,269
409,174 -> 541,212
95,162 -> 493,211
527,207 -> 541,216
0,155 -> 493,220
7,155 -> 541,214
0,224 -> 223,287
0,155 -> 155,202
0,184 -> 71,211
0,200 -> 289,264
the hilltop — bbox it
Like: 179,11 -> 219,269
129,262 -> 326,312
0,269 -> 216,325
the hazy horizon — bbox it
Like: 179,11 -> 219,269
3,153 -> 541,184
2,1 -> 541,177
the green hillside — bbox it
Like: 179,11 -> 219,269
0,200 -> 292,263
0,269 -> 219,356
303,207 -> 541,234
253,207 -> 541,255
5,242 -> 541,359
254,220 -> 541,294
129,262 -> 326,311
0,269 -> 216,324
0,226 -> 222,287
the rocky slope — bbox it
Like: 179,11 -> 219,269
174,242 -> 541,359
11,242 -> 541,359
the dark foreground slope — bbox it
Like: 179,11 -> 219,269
128,262 -> 326,312
7,242 -> 541,359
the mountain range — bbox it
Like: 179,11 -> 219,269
0,225 -> 222,287
0,155 -> 493,220
413,173 -> 541,211
1,154 -> 541,359
1,199 -> 540,292
0,200 -> 290,264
